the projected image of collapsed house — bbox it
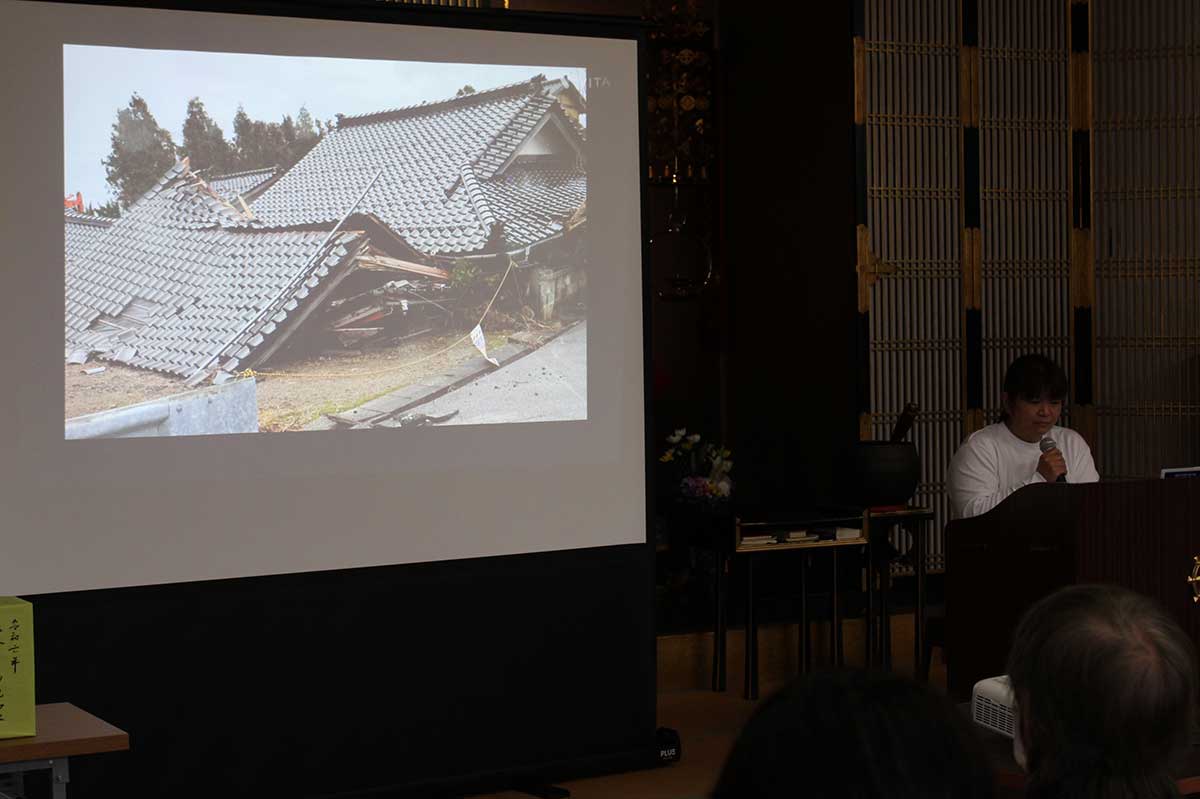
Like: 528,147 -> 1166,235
64,76 -> 588,433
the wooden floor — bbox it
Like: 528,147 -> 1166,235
479,612 -> 948,799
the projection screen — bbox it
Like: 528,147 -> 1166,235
0,0 -> 646,595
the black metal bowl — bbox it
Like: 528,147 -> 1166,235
838,441 -> 921,507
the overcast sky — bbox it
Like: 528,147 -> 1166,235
64,45 -> 587,207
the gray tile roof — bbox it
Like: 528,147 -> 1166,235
64,210 -> 114,262
65,161 -> 363,379
206,166 -> 278,202
250,76 -> 586,256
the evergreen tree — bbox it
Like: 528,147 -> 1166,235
102,93 -> 176,209
231,105 -> 256,171
181,97 -> 233,175
287,106 -> 322,166
89,199 -> 121,219
230,104 -> 328,172
280,114 -> 297,156
296,106 -> 317,141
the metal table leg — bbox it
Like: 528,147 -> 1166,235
913,520 -> 927,681
713,551 -> 727,692
833,548 -> 843,666
0,758 -> 69,799
52,758 -> 69,799
880,525 -> 892,669
865,533 -> 875,667
744,555 -> 758,700
799,553 -> 810,673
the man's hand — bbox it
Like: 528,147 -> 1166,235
1038,448 -> 1067,482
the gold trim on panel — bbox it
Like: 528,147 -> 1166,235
859,412 -> 873,442
960,46 -> 981,128
854,36 -> 866,126
856,224 -> 897,313
962,228 -> 982,310
1069,53 -> 1092,130
964,408 -> 986,437
1072,404 -> 1099,455
856,224 -> 873,313
1070,228 -> 1095,308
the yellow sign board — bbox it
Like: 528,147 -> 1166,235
0,597 -> 34,738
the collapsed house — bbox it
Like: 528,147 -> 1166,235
64,75 -> 588,384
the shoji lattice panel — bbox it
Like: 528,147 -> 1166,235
1093,0 -> 1200,478
864,0 -> 961,571
979,0 -> 1072,418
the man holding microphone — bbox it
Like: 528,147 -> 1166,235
947,354 -> 1099,519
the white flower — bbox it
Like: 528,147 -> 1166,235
716,479 -> 732,497
667,428 -> 686,444
686,433 -> 701,444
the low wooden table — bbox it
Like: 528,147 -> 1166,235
734,511 -> 869,700
0,703 -> 129,798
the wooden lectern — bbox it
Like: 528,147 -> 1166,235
945,479 -> 1200,701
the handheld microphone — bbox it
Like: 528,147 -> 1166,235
1039,437 -> 1067,483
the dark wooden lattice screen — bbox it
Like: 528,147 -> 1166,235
978,0 -> 1072,423
860,0 -> 962,570
1093,0 -> 1200,479
855,0 -> 1199,571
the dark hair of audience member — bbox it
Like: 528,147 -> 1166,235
712,669 -> 995,799
1007,584 -> 1198,799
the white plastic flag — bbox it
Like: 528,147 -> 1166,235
470,323 -> 500,367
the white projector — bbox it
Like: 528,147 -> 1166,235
971,675 -> 1018,739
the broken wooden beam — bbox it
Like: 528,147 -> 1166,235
356,255 -> 451,281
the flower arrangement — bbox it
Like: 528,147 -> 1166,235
659,428 -> 733,501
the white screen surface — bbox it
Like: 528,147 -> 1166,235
0,1 -> 646,595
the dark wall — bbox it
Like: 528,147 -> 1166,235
32,546 -> 655,797
718,2 -> 859,513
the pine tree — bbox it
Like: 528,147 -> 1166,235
102,94 -> 177,209
89,199 -> 121,219
231,105 -> 255,171
181,97 -> 233,175
287,106 -> 322,167
296,106 -> 317,141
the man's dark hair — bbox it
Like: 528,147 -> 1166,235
1007,584 -> 1198,799
713,669 -> 995,799
1003,353 -> 1069,402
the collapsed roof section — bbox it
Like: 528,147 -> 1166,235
205,165 -> 279,205
65,160 -> 368,382
250,75 -> 587,257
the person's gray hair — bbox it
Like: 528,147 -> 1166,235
1007,584 -> 1197,799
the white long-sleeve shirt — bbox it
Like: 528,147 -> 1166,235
947,422 -> 1100,519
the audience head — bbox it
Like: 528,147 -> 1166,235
713,669 -> 995,799
1007,584 -> 1197,799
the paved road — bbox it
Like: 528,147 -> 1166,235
405,321 -> 587,425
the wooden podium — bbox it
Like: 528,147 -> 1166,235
945,478 -> 1200,700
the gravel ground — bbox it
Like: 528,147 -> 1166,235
64,326 -> 515,432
